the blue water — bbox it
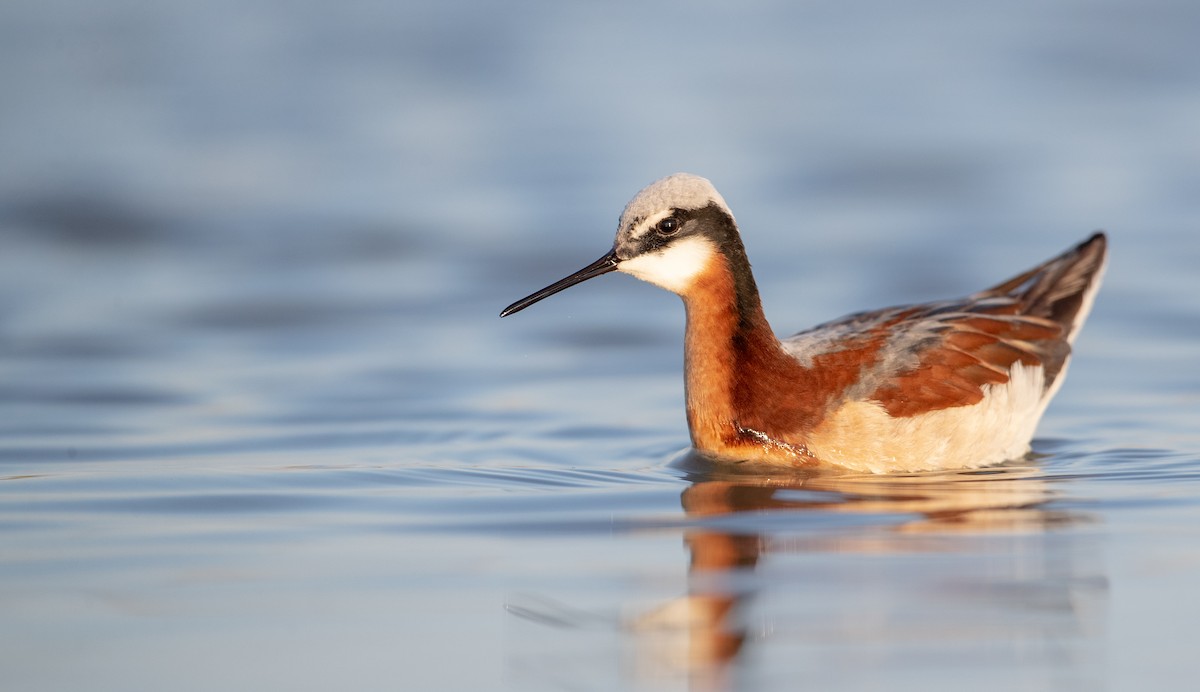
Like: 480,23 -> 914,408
3,1 -> 1200,690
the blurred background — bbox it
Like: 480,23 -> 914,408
2,1 -> 1199,690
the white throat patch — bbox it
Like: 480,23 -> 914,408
618,236 -> 717,294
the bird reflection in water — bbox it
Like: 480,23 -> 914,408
627,451 -> 1106,691
505,452 -> 1106,690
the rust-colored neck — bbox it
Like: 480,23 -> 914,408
681,253 -> 821,464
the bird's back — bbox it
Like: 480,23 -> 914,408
785,233 -> 1107,471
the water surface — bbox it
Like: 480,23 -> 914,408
2,1 -> 1200,690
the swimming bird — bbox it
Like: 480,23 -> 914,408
501,173 -> 1106,473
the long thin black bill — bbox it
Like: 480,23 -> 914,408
500,250 -> 620,317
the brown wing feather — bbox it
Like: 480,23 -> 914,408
869,312 -> 1062,416
860,234 -> 1107,417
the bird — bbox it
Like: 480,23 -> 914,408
500,173 -> 1107,473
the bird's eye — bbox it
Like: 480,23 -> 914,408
658,217 -> 680,235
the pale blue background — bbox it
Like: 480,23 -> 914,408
2,1 -> 1199,690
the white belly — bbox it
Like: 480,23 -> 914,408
807,362 -> 1055,473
